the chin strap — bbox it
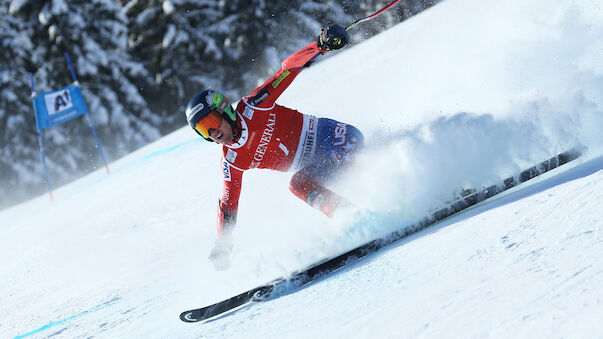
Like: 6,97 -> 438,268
228,119 -> 244,144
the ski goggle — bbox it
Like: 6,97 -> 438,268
193,110 -> 223,139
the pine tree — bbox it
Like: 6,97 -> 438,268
0,0 -> 440,210
0,1 -> 41,206
2,0 -> 162,209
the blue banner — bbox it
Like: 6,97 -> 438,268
30,53 -> 110,200
32,83 -> 89,131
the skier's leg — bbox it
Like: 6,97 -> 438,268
289,118 -> 364,217
289,167 -> 344,217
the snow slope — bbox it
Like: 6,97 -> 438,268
1,0 -> 602,337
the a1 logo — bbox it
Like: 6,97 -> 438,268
44,89 -> 73,115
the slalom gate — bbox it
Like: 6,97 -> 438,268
30,53 -> 109,201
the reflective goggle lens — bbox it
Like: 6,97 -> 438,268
194,110 -> 222,138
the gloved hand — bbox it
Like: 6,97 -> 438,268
317,24 -> 350,51
208,237 -> 233,271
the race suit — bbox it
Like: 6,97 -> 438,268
217,41 -> 363,238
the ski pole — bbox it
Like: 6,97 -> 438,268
346,0 -> 403,30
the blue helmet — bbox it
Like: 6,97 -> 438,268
185,90 -> 236,141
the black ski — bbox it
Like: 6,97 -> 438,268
180,149 -> 581,323
180,284 -> 275,322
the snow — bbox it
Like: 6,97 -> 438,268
162,1 -> 174,16
1,0 -> 602,337
162,24 -> 176,49
8,0 -> 29,16
205,162 -> 603,339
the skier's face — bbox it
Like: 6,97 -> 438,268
208,117 -> 234,145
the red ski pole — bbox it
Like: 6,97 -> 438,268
346,0 -> 403,30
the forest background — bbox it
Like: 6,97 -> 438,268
0,0 -> 438,210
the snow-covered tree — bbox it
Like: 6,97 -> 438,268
2,0 -> 162,208
0,0 -> 440,210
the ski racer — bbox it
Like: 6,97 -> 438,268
185,25 -> 364,270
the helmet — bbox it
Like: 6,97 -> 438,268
185,90 -> 237,141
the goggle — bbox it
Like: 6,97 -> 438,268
193,110 -> 223,139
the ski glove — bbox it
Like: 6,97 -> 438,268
317,24 -> 350,51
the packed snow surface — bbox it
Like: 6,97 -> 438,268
1,0 -> 602,337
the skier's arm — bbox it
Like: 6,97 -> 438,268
244,25 -> 350,108
244,42 -> 320,109
217,159 -> 243,240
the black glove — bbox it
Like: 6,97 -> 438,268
317,24 -> 350,51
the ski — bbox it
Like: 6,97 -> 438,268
180,284 -> 274,323
180,149 -> 582,323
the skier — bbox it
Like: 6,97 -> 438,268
185,25 -> 364,270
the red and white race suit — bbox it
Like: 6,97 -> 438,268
216,41 -> 362,238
